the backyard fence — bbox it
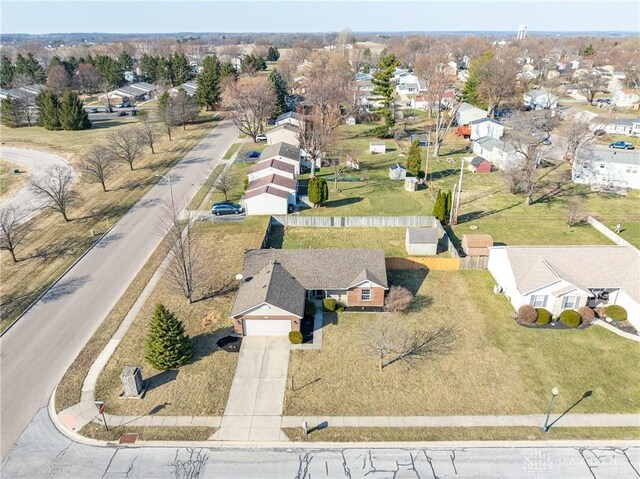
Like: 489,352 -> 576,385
270,215 -> 440,228
386,257 -> 461,271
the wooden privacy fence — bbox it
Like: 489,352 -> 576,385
386,257 -> 461,271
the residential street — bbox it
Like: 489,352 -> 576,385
0,146 -> 75,222
0,119 -> 239,460
2,409 -> 639,478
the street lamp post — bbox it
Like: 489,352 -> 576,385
155,173 -> 174,207
541,387 -> 559,433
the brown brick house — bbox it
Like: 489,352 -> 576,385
230,249 -> 388,336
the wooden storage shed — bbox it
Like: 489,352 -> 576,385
462,234 -> 493,256
469,156 -> 492,173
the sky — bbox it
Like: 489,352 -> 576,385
1,0 -> 639,35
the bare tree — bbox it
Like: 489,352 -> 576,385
0,205 -> 32,263
30,165 -> 78,222
137,110 -> 159,154
384,286 -> 413,312
156,99 -> 178,141
503,110 -> 559,206
576,70 -> 606,104
108,129 -> 143,171
225,77 -> 276,141
362,315 -> 399,371
82,146 -> 116,192
474,51 -> 520,117
297,112 -> 336,177
172,89 -> 199,130
46,65 -> 71,94
565,200 -> 588,227
213,169 -> 236,202
72,63 -> 103,94
329,154 -> 346,192
564,115 -> 597,163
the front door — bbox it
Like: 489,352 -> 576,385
314,290 -> 325,300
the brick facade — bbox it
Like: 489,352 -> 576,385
346,287 -> 385,307
233,314 -> 300,335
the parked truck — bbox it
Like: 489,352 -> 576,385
455,125 -> 471,139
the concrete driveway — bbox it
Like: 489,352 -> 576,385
213,336 -> 290,441
0,147 -> 75,222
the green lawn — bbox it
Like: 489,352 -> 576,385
285,270 -> 640,416
222,142 -> 241,160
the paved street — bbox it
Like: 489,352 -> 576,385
0,120 -> 239,459
0,146 -> 75,222
3,409 -> 640,478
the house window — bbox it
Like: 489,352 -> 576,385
360,289 -> 371,301
600,163 -> 605,168
562,296 -> 579,309
530,295 -> 547,308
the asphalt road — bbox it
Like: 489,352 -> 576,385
2,409 -> 639,478
0,146 -> 75,222
0,119 -> 238,459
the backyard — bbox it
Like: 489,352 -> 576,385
0,113 -> 219,330
285,270 -> 640,417
94,216 -> 268,417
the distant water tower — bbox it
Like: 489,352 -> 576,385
517,24 -> 527,41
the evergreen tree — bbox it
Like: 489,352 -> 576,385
445,189 -> 452,220
268,69 -> 289,116
145,304 -> 193,370
117,51 -> 133,72
1,56 -> 14,88
14,54 -> 28,78
58,90 -> 91,130
0,97 -> 22,127
219,61 -> 237,80
139,53 -> 159,82
26,53 -> 46,83
93,54 -> 125,89
35,91 -> 60,130
432,190 -> 448,222
308,177 -> 329,207
406,139 -> 422,176
371,53 -> 399,131
462,52 -> 492,109
266,46 -> 280,62
195,55 -> 221,111
170,52 -> 191,86
242,54 -> 267,74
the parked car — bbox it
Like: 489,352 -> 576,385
595,98 -> 611,105
87,107 -> 99,113
117,101 -> 131,108
266,118 -> 277,126
255,134 -> 267,142
130,109 -> 137,116
609,141 -> 635,150
542,138 -> 552,145
117,111 -> 128,117
104,105 -> 113,113
211,202 -> 243,216
242,150 -> 261,161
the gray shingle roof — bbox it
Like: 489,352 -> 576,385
458,102 -> 485,113
260,142 -> 301,162
248,159 -> 295,175
244,185 -> 289,200
407,228 -> 438,244
475,136 -> 505,152
276,111 -> 304,122
503,245 -> 640,301
230,261 -> 306,317
469,117 -> 501,126
246,174 -> 297,193
268,123 -> 299,135
581,148 -> 640,166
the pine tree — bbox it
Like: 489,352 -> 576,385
0,97 -> 22,127
371,53 -> 399,131
58,90 -> 91,130
432,190 -> 448,221
35,91 -> 60,130
406,139 -> 422,176
117,51 -> 133,71
1,56 -> 14,88
266,46 -> 280,62
445,189 -> 453,220
308,177 -> 329,207
139,53 -> 159,82
26,53 -> 46,83
268,69 -> 289,116
170,52 -> 191,86
195,55 -> 221,111
145,304 -> 193,370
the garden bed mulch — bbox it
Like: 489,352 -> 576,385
513,317 -> 592,330
301,315 -> 314,344
599,318 -> 639,336
341,306 -> 386,313
216,336 -> 242,352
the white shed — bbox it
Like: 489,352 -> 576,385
404,177 -> 418,191
345,116 -> 357,125
370,141 -> 386,154
389,163 -> 407,180
405,228 -> 438,256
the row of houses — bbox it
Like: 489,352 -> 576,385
98,81 -> 159,104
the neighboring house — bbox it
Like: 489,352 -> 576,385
411,95 -> 429,110
456,102 -> 487,126
246,174 -> 297,206
267,123 -> 300,146
473,137 -> 522,170
247,159 -> 296,182
572,149 -> 640,190
462,234 -> 493,256
396,83 -> 420,95
370,141 -> 386,154
591,117 -> 640,137
469,117 -> 504,140
409,134 -> 430,146
405,228 -> 438,256
488,245 -> 640,328
0,84 -> 45,102
275,111 -> 305,128
259,142 -> 304,174
243,186 -> 290,216
523,90 -> 558,110
612,89 -> 640,108
468,156 -> 492,173
98,82 -> 158,104
230,54 -> 245,70
230,249 -> 389,335
124,71 -> 136,83
170,80 -> 197,96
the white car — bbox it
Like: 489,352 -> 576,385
255,134 -> 267,142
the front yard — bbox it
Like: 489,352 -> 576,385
285,270 -> 640,416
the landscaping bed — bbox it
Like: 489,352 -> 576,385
285,270 -> 640,417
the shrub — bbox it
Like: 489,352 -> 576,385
577,306 -> 595,324
606,305 -> 627,322
370,125 -> 390,138
535,308 -> 551,325
145,304 -> 193,370
385,286 -> 413,312
288,331 -> 303,344
308,177 -> 329,207
516,304 -> 537,324
559,309 -> 582,328
335,304 -> 345,312
305,301 -> 316,316
323,298 -> 337,312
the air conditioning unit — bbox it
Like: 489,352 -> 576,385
493,285 -> 503,294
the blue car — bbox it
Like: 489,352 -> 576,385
609,141 -> 635,150
211,202 -> 243,216
243,150 -> 261,161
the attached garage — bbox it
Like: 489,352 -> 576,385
242,319 -> 292,336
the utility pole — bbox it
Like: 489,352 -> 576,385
453,159 -> 464,225
449,183 -> 457,225
426,130 -> 431,192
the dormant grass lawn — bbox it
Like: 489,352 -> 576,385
94,217 -> 268,417
0,158 -> 29,198
0,114 -> 218,331
79,423 -> 215,442
285,270 -> 640,417
284,427 -> 640,442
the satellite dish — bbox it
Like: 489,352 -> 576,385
235,274 -> 244,282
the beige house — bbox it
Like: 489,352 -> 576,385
267,124 -> 300,147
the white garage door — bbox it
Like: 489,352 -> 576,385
243,319 -> 291,336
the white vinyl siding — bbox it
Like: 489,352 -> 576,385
530,295 -> 548,308
562,296 -> 579,309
